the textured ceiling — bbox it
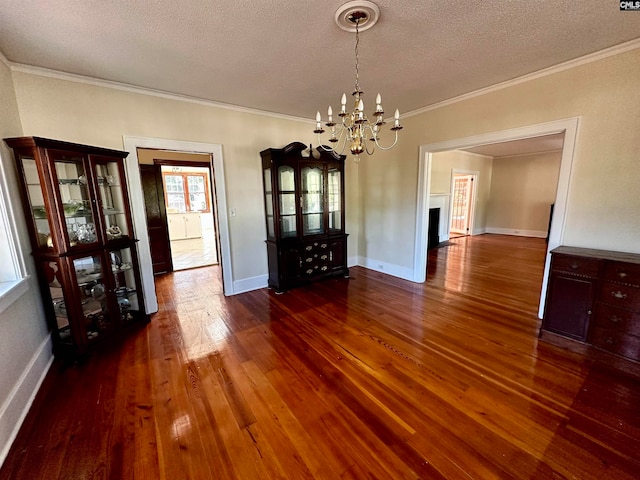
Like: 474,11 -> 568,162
0,1 -> 639,121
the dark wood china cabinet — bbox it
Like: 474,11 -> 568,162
4,136 -> 148,358
260,142 -> 349,292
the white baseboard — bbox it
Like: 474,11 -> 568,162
231,274 -> 268,295
357,256 -> 414,281
347,256 -> 359,268
0,336 -> 53,468
485,227 -> 547,238
472,227 -> 487,236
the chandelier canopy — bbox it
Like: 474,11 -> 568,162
315,1 -> 402,162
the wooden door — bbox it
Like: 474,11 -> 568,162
140,164 -> 173,275
450,174 -> 474,235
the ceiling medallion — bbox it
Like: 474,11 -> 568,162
315,1 -> 402,162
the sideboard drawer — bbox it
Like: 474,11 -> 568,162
551,254 -> 601,278
603,262 -> 640,287
598,282 -> 640,309
593,304 -> 640,336
590,327 -> 640,361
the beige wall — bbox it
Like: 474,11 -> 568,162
360,47 -> 640,272
431,150 -> 493,233
11,73 -> 360,282
0,60 -> 50,463
487,151 -> 561,233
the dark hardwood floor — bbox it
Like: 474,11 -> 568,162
2,234 -> 639,479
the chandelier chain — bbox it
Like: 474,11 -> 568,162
354,18 -> 360,94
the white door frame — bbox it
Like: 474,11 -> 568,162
449,170 -> 478,236
123,136 -> 233,314
413,117 -> 580,318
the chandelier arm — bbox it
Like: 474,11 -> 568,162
317,125 -> 349,155
372,129 -> 400,151
365,138 -> 376,156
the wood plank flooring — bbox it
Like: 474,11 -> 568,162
2,234 -> 639,479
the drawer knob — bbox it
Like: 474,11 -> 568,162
610,315 -> 621,323
618,272 -> 628,278
305,246 -> 312,251
611,291 -> 627,299
587,310 -> 592,315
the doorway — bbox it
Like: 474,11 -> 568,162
138,149 -> 220,274
450,173 -> 477,237
414,118 -> 580,318
123,136 -> 233,314
160,164 -> 218,270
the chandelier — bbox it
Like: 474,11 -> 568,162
314,1 -> 402,162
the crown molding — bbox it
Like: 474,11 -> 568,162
9,63 -> 313,124
451,150 -> 493,160
404,38 -> 640,119
0,51 -> 11,69
493,148 -> 563,160
5,37 -> 639,123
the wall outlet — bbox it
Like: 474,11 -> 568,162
230,208 -> 236,217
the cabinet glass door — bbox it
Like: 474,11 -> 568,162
94,159 -> 130,241
263,167 -> 275,238
42,259 -> 73,344
278,165 -> 297,237
19,155 -> 51,249
52,152 -> 99,248
107,246 -> 142,324
328,167 -> 342,232
73,254 -> 111,342
301,165 -> 324,236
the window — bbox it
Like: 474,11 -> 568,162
162,172 -> 211,213
0,154 -> 29,312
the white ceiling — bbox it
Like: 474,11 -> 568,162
0,1 -> 639,120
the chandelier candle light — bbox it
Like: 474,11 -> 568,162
314,1 -> 402,162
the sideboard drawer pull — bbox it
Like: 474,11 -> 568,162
605,337 -> 615,345
611,291 -> 628,299
609,315 -> 622,323
570,263 -> 579,269
618,271 -> 628,279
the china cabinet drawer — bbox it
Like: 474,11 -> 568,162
598,282 -> 640,309
590,327 -> 640,361
551,254 -> 600,278
593,304 -> 640,336
603,262 -> 640,287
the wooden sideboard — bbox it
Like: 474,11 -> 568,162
541,246 -> 640,372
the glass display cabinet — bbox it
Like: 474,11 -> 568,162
261,142 -> 348,292
5,136 -> 148,357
